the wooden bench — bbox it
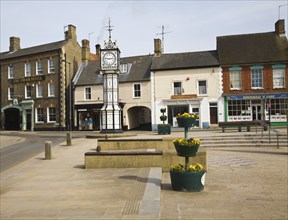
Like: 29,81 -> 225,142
219,121 -> 269,132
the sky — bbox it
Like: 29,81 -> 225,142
1,0 -> 288,57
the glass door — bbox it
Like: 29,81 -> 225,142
252,104 -> 262,120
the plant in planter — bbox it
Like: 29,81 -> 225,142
158,108 -> 171,134
169,112 -> 206,192
173,137 -> 200,157
170,163 -> 206,192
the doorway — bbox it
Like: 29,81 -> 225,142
252,104 -> 262,120
209,103 -> 218,124
4,107 -> 20,130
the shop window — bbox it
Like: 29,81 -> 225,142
173,82 -> 182,95
230,70 -> 242,89
251,67 -> 263,89
268,99 -> 288,121
25,85 -> 32,98
79,113 -> 94,130
273,68 -> 285,88
227,100 -> 251,121
8,65 -> 14,79
25,63 -> 31,77
198,80 -> 207,95
36,61 -> 43,75
133,83 -> 141,98
36,108 -> 45,123
48,58 -> 55,74
167,105 -> 189,126
85,87 -> 92,100
36,84 -> 43,98
48,83 -> 55,97
8,87 -> 14,100
47,107 -> 56,122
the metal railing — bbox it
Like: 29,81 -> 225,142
255,120 -> 280,148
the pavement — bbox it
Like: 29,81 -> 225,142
0,129 -> 288,220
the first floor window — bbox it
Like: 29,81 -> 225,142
198,80 -> 207,95
251,68 -> 263,88
85,87 -> 92,100
48,83 -> 55,97
48,107 -> 56,122
25,85 -> 32,98
134,83 -> 141,98
8,87 -> 14,100
273,68 -> 285,88
8,65 -> 14,78
48,58 -> 55,73
25,63 -> 31,77
230,70 -> 242,89
173,82 -> 182,95
36,108 -> 45,122
36,84 -> 43,98
36,61 -> 43,75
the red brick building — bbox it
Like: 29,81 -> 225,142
217,20 -> 288,126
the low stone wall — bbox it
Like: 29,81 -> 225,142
85,138 -> 207,172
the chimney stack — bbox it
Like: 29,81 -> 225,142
65,24 -> 77,41
154,38 -> 162,57
81,39 -> 90,63
9,36 -> 20,52
275,19 -> 285,37
96,44 -> 101,56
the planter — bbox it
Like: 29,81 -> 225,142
176,117 -> 196,128
173,143 -> 199,157
170,170 -> 206,192
158,124 -> 171,134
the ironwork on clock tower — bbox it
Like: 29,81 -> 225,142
100,19 -> 122,133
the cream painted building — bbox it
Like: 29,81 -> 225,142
73,51 -> 153,131
151,49 -> 224,130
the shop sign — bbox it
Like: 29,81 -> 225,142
10,75 -> 46,84
227,93 -> 288,100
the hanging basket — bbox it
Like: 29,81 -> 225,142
176,118 -> 196,128
173,143 -> 200,157
170,170 -> 206,192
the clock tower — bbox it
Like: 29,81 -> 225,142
100,19 -> 122,133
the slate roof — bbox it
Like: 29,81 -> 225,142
217,32 -> 288,66
74,55 -> 153,86
150,50 -> 219,71
0,40 -> 66,60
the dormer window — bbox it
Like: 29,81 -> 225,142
120,63 -> 128,74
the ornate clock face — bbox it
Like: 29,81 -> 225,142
103,52 -> 116,66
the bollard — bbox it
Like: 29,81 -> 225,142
45,141 -> 52,160
66,132 -> 72,146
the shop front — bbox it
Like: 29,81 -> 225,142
225,93 -> 288,126
75,104 -> 102,131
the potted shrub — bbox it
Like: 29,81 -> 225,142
158,108 -> 171,134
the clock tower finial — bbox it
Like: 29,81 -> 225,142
106,18 -> 113,39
